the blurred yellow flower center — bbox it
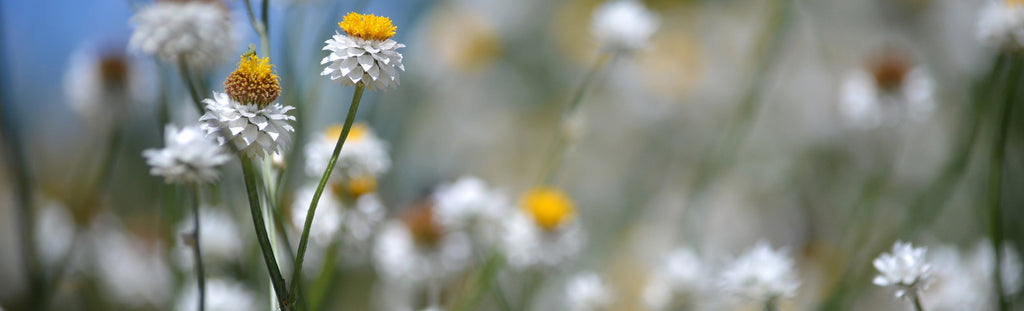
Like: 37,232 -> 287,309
521,187 -> 575,231
224,52 -> 281,108
324,123 -> 369,142
338,12 -> 396,41
1008,0 -> 1024,7
347,175 -> 377,197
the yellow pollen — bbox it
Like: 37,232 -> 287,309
324,123 -> 369,142
521,187 -> 575,231
224,51 -> 281,108
338,12 -> 397,41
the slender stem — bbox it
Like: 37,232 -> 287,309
988,54 -> 1019,311
241,157 -> 291,309
178,58 -> 206,114
289,84 -> 365,304
451,251 -> 504,311
537,52 -> 613,185
245,0 -> 272,59
764,298 -> 779,311
518,270 -> 543,311
190,184 -> 206,311
912,294 -> 925,311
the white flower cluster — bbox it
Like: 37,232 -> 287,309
977,1 -> 1024,49
304,124 -> 390,180
566,272 -> 614,311
129,0 -> 235,68
873,241 -> 932,299
719,242 -> 801,304
143,124 -> 231,184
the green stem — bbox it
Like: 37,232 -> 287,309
518,270 -> 543,311
537,52 -> 613,185
289,84 -> 365,304
307,241 -> 340,311
912,294 -> 925,311
190,184 -> 206,311
241,157 -> 291,309
245,0 -> 272,59
764,298 -> 779,311
988,55 -> 1019,311
451,251 -> 504,311
178,58 -> 206,114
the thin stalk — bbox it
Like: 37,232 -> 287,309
912,294 -> 925,311
178,58 -> 206,114
537,52 -> 613,185
988,55 -> 1019,311
289,84 -> 366,304
241,157 -> 291,309
190,184 -> 206,311
245,0 -> 272,59
451,251 -> 504,311
518,270 -> 543,311
764,298 -> 778,311
307,241 -> 340,311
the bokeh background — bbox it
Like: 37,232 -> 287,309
1,0 -> 1022,310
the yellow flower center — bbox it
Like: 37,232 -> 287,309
1008,0 -> 1024,7
338,12 -> 397,41
324,123 -> 369,142
224,50 -> 281,108
521,187 -> 575,231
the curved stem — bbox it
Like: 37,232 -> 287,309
245,0 -> 272,59
912,294 -> 925,311
241,157 -> 291,309
178,58 -> 206,115
989,54 -> 1019,311
190,184 -> 206,311
289,84 -> 365,304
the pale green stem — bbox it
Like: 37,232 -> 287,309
451,251 -> 504,311
289,84 -> 366,305
912,294 -> 925,311
241,157 -> 291,309
189,184 -> 206,311
988,54 -> 1019,311
178,58 -> 206,115
244,0 -> 272,59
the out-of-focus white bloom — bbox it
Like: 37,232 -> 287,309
968,239 -> 1023,297
35,201 -> 75,268
174,278 -> 259,311
566,272 -> 613,311
719,242 -> 800,304
839,51 -> 934,129
920,245 -> 990,311
174,206 -> 245,268
642,248 -> 705,310
144,125 -> 231,184
502,187 -> 584,268
373,210 -> 472,284
321,12 -> 406,90
291,184 -> 385,257
433,176 -> 508,233
977,1 -> 1024,49
64,47 -> 151,128
873,241 -> 932,299
305,123 -> 390,180
91,223 -> 174,308
199,91 -> 296,159
291,184 -> 344,247
129,0 -> 234,68
590,0 -> 659,52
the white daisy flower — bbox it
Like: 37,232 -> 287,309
373,204 -> 472,284
642,248 -> 706,310
143,124 -> 231,184
566,272 -> 614,311
64,46 -> 152,129
128,0 -> 234,68
873,241 -> 932,299
591,0 -> 659,52
839,50 -> 935,129
432,176 -> 509,239
501,188 -> 585,269
719,242 -> 800,305
321,12 -> 406,90
977,0 -> 1024,49
199,91 -> 296,159
174,278 -> 260,311
173,206 -> 245,269
304,123 -> 390,180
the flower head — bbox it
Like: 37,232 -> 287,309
64,47 -> 149,128
143,125 -> 231,184
977,0 -> 1024,49
643,248 -> 706,310
839,49 -> 934,129
719,242 -> 800,304
305,123 -> 390,182
501,208 -> 585,268
873,241 -> 932,299
433,176 -> 508,230
566,272 -> 614,311
129,0 -> 234,68
373,201 -> 471,284
291,184 -> 384,265
321,12 -> 406,90
521,187 -> 576,231
591,0 -> 659,52
224,50 -> 281,108
199,91 -> 296,158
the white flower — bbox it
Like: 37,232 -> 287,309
433,176 -> 508,233
321,13 -> 406,91
291,184 -> 344,248
174,278 -> 259,311
839,62 -> 935,129
64,46 -> 151,128
173,206 -> 245,269
873,241 -> 932,299
304,123 -> 390,179
199,91 -> 296,159
643,248 -> 705,310
719,242 -> 800,304
143,124 -> 231,184
91,222 -> 174,308
566,272 -> 613,311
968,239 -> 1023,298
591,0 -> 659,52
129,0 -> 234,68
919,245 -> 990,311
34,201 -> 75,268
500,209 -> 585,269
373,220 -> 472,284
290,184 -> 385,258
977,1 -> 1024,49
